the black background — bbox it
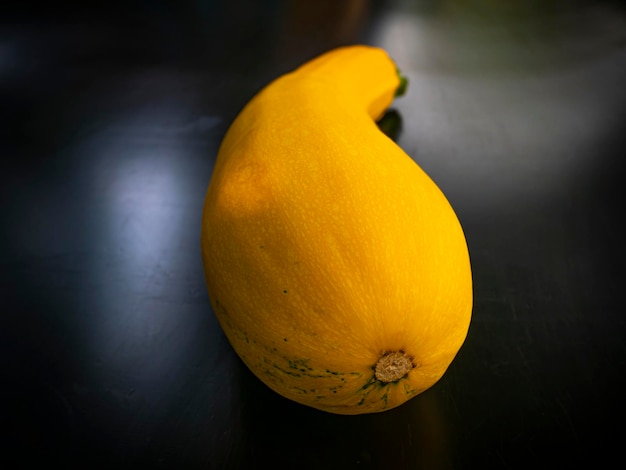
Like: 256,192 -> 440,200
2,1 -> 625,468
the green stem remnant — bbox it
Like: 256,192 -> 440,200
395,68 -> 409,97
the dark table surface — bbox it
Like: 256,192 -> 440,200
2,1 -> 626,468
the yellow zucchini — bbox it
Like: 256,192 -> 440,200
201,45 -> 472,414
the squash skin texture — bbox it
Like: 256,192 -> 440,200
201,45 -> 472,415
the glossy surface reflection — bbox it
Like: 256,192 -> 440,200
2,1 -> 625,468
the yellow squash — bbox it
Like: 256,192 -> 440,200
201,45 -> 472,415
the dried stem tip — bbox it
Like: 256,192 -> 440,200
374,351 -> 414,383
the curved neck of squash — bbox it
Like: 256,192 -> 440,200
288,46 -> 405,121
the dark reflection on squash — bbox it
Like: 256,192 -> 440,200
239,363 -> 453,469
377,109 -> 404,143
365,387 -> 454,470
